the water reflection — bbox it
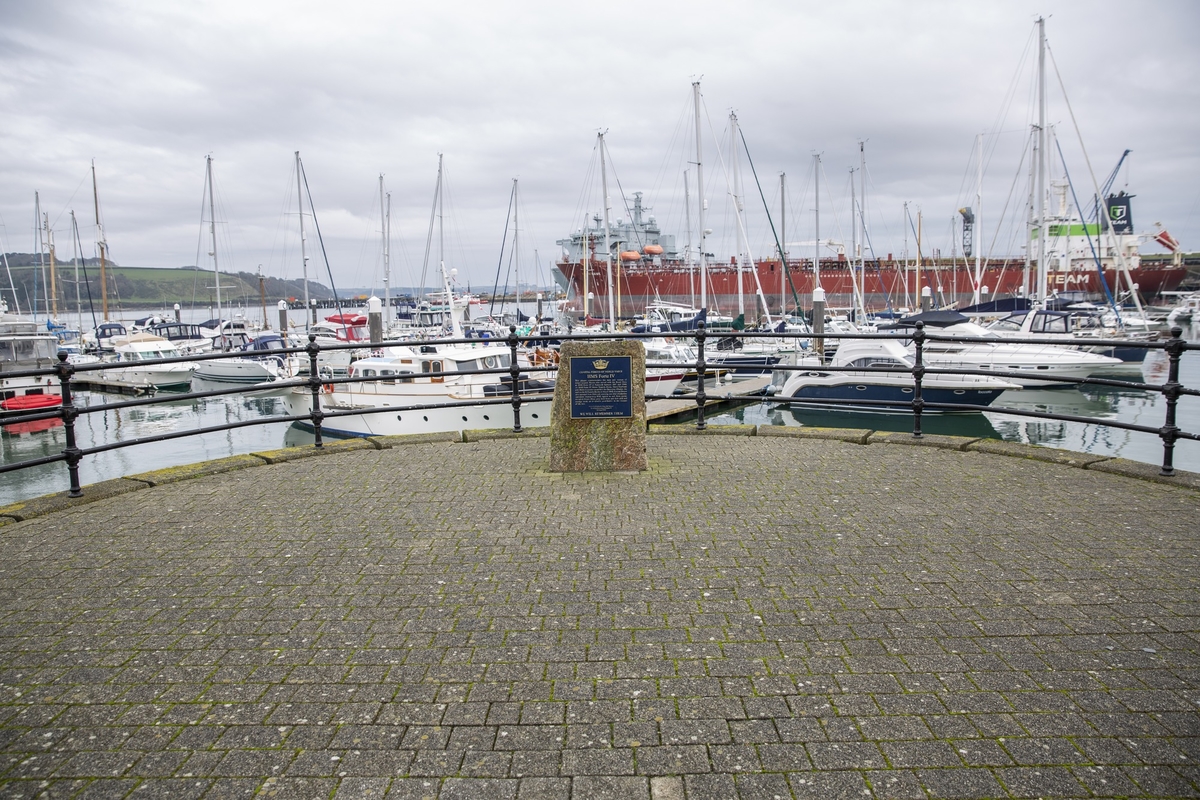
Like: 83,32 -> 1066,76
709,329 -> 1200,471
0,388 -> 294,506
2,323 -> 1198,506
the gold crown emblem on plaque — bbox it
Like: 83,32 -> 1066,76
592,359 -> 609,369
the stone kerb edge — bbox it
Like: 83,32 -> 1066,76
3,425 -> 1198,525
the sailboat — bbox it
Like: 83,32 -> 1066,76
192,157 -> 295,385
282,262 -> 555,438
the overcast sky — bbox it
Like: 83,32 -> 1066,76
2,0 -> 1197,296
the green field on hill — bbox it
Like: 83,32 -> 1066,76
3,258 -> 330,311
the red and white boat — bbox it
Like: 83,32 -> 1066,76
1,315 -> 63,425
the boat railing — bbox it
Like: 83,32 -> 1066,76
0,323 -> 1195,498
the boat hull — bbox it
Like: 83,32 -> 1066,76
287,392 -> 553,438
557,259 -> 1188,314
788,382 -> 1008,414
193,358 -> 283,384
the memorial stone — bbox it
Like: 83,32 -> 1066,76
549,340 -> 647,472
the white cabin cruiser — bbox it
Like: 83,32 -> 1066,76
775,338 -> 1018,413
986,308 -> 1153,364
105,333 -> 195,389
889,311 -> 1122,388
281,340 -> 554,438
193,332 -> 299,385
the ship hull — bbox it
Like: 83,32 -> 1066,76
556,259 -> 1188,316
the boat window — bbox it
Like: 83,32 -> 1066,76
1035,314 -> 1069,334
848,356 -> 907,369
455,359 -> 478,373
989,317 -> 1024,332
422,360 -> 445,382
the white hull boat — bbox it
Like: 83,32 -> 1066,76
105,333 -> 195,389
891,311 -> 1122,388
775,339 -> 1019,413
280,340 -> 555,438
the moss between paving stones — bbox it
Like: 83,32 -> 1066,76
755,426 -> 872,444
463,428 -> 550,442
966,438 -> 1110,467
648,424 -> 755,436
368,431 -> 463,447
1086,457 -> 1200,490
252,438 -> 376,463
867,431 -> 981,450
127,454 -> 265,486
0,478 -> 148,522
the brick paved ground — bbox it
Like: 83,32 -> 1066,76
0,435 -> 1197,798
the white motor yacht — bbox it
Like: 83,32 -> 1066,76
890,311 -> 1123,388
280,340 -> 554,438
775,338 -> 1018,413
104,333 -> 195,389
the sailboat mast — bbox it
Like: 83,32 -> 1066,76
514,178 -> 520,311
693,81 -> 707,311
916,209 -> 923,306
582,226 -> 589,320
90,160 -> 107,321
45,213 -> 58,320
1024,127 -> 1036,298
683,169 -> 694,309
974,134 -> 983,305
92,161 -> 109,320
438,155 -> 445,293
850,166 -> 857,317
1035,16 -> 1047,304
34,193 -> 44,320
902,202 -> 909,306
859,143 -> 866,313
780,172 -> 786,314
0,242 -> 17,316
730,112 -> 745,318
598,132 -> 616,328
70,211 -> 82,329
380,175 -> 390,324
295,151 -> 311,320
813,154 -> 821,288
207,155 -> 223,339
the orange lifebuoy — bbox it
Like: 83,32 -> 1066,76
323,383 -> 335,393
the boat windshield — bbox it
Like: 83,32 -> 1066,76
989,314 -> 1026,332
847,356 -> 911,370
0,338 -> 58,363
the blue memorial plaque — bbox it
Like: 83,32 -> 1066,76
570,356 -> 633,419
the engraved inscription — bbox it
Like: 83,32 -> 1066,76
570,356 -> 633,419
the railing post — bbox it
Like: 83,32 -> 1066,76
55,351 -> 83,497
306,333 -> 324,448
508,325 -> 523,433
911,321 -> 925,438
695,320 -> 708,431
1158,326 -> 1184,476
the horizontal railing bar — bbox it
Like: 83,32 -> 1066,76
0,451 -> 68,475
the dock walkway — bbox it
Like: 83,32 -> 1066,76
0,430 -> 1197,799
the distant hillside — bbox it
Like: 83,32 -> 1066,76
1,255 -> 332,310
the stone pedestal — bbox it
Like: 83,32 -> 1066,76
549,340 -> 647,472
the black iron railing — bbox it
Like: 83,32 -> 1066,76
0,323 -> 1195,498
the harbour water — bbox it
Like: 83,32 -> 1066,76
710,338 -> 1200,471
2,309 -> 1198,506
